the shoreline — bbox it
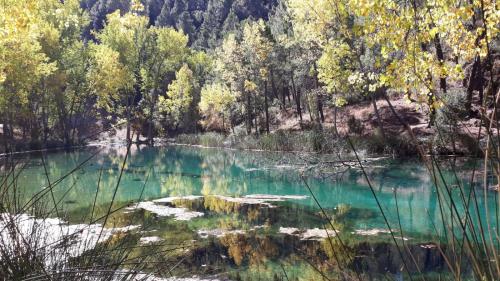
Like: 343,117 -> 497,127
0,138 -> 481,161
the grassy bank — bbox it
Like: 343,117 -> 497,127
173,129 -> 419,157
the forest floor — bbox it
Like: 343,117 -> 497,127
273,94 -> 483,155
275,95 -> 433,136
275,95 -> 485,137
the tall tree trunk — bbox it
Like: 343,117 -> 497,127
41,86 -> 49,144
126,94 -> 132,143
434,36 -> 447,94
57,98 -> 70,148
464,3 -> 487,116
264,82 -> 270,134
230,115 -> 235,134
313,64 -> 325,123
286,86 -> 291,103
2,112 -> 10,153
8,110 -> 14,141
296,90 -> 303,123
420,42 -> 437,128
307,93 -> 314,121
291,73 -> 302,123
465,56 -> 482,115
66,92 -> 77,146
147,89 -> 157,145
372,95 -> 386,141
317,95 -> 325,123
222,112 -> 225,132
281,85 -> 287,111
333,106 -> 338,135
270,70 -> 279,106
132,69 -> 142,143
245,90 -> 252,135
254,95 -> 259,136
71,101 -> 82,143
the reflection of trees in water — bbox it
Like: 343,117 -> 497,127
220,234 -> 279,266
5,146 -> 491,240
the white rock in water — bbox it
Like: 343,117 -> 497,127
353,228 -> 392,236
139,236 -> 164,245
212,194 -> 307,208
244,194 -> 308,201
301,228 -> 334,240
212,195 -> 275,207
279,227 -> 300,235
197,229 -> 245,239
129,201 -> 204,221
0,213 -> 140,268
113,225 -> 141,232
153,196 -> 203,203
279,226 -> 335,241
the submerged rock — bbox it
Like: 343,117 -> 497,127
139,236 -> 164,245
353,228 -> 392,236
278,227 -> 300,235
127,201 -> 204,221
197,229 -> 246,239
301,228 -> 335,240
153,196 -> 204,204
279,226 -> 335,240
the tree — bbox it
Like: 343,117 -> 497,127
158,64 -> 194,129
214,34 -> 247,132
141,26 -> 189,143
288,0 -> 383,128
214,20 -> 273,135
199,83 -> 237,132
88,44 -> 133,114
96,6 -> 150,142
288,0 -> 499,128
240,20 -> 273,134
37,0 -> 92,146
0,0 -> 56,148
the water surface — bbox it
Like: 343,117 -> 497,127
1,145 -> 497,279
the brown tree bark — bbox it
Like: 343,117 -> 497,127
264,81 -> 270,134
372,95 -> 386,141
291,73 -> 302,122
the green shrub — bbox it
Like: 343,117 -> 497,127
175,133 -> 200,145
309,127 -> 325,152
198,132 -> 226,147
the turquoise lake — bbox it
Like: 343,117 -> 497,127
1,145 -> 498,279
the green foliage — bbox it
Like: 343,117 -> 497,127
2,0 -> 497,158
199,83 -> 237,131
88,44 -> 133,112
159,64 -> 194,126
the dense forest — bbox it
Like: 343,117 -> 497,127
1,0 -> 499,154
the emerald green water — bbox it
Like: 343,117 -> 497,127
2,145 -> 498,279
